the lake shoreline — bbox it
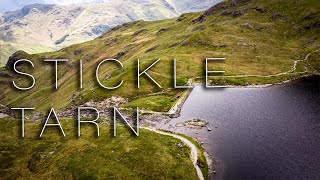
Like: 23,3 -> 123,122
153,74 -> 320,179
159,74 -> 320,125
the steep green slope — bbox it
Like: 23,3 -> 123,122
0,0 -> 319,113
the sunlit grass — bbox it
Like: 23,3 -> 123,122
0,117 -> 199,179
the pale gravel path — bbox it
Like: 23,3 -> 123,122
198,50 -> 319,79
142,127 -> 205,180
223,50 -> 319,78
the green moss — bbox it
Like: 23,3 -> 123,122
123,95 -> 176,112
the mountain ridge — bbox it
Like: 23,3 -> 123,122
0,0 -> 221,64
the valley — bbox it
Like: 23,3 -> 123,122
0,0 -> 221,64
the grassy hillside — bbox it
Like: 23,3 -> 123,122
0,117 -> 199,179
0,42 -> 16,64
0,0 -> 319,113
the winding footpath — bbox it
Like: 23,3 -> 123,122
193,50 -> 319,80
222,50 -> 319,78
142,127 -> 205,180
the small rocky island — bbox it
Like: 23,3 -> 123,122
176,118 -> 211,130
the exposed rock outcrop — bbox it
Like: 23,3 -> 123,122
5,50 -> 29,70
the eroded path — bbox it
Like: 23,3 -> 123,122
222,50 -> 319,78
142,127 -> 205,180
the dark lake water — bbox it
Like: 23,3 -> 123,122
160,76 -> 320,180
